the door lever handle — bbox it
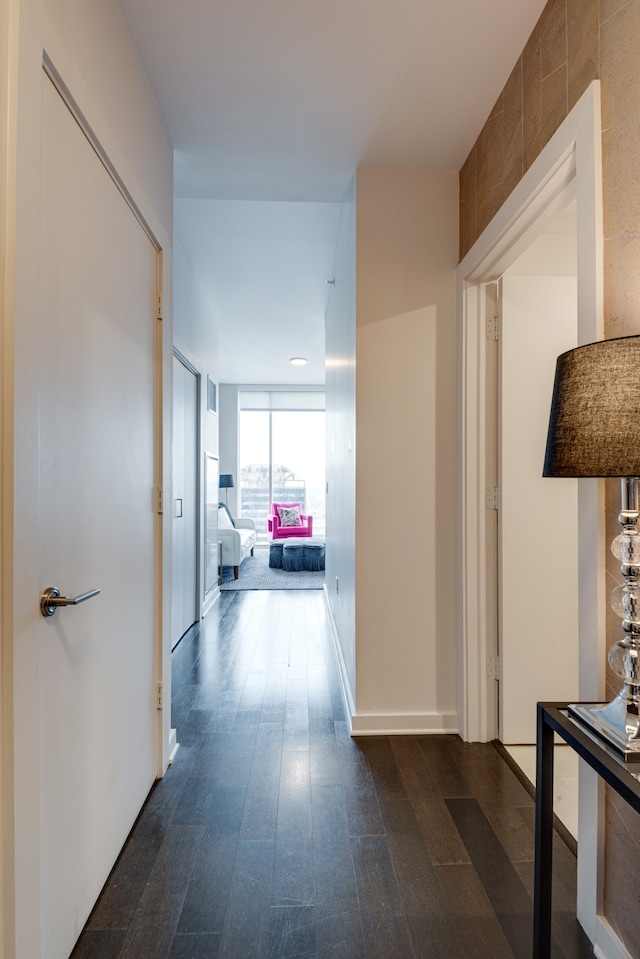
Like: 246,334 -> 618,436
40,586 -> 101,618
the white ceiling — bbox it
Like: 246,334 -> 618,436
118,0 -> 548,384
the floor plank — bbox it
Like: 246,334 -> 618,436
72,590 -> 593,959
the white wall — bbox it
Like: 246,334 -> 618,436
173,235 -> 220,615
219,385 -> 240,515
353,169 -> 458,733
325,178 -> 357,714
174,236 -> 220,474
4,2 -> 173,955
174,235 -> 220,461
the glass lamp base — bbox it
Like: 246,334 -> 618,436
569,697 -> 640,762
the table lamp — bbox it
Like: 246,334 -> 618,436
543,334 -> 640,761
219,473 -> 235,506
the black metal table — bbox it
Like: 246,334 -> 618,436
534,702 -> 640,958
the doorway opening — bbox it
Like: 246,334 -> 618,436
238,391 -> 326,546
457,81 -> 604,938
497,201 -> 581,841
457,82 -> 604,746
497,200 -> 579,745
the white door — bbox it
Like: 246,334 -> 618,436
172,353 -> 199,648
499,273 -> 579,743
37,75 -> 159,958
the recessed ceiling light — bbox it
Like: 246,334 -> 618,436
290,357 -> 308,366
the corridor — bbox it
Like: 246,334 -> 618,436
71,590 -> 592,959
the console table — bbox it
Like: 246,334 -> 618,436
534,702 -> 640,958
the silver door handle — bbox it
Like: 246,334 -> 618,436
40,586 -> 101,618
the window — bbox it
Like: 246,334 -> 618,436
239,393 -> 325,545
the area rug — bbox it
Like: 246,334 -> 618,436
220,547 -> 324,590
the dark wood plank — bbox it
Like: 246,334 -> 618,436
379,798 -> 468,958
418,735 -> 471,797
334,725 -> 385,837
446,797 -> 534,959
283,675 -> 310,752
277,749 -> 312,837
216,720 -> 259,788
240,721 -> 284,841
117,824 -> 206,959
70,931 -> 127,959
175,833 -> 237,935
308,673 -> 341,786
272,835 -> 315,908
314,911 -> 365,959
446,740 -> 536,863
342,774 -> 385,838
390,737 -> 470,866
167,933 -> 221,959
434,863 -> 517,959
217,839 -> 274,957
268,904 -> 316,958
359,737 -> 409,802
311,784 -> 359,920
351,835 -> 417,959
261,660 -> 289,724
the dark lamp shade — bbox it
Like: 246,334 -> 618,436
543,335 -> 640,478
219,473 -> 235,489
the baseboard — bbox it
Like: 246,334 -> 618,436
202,585 -> 220,618
350,712 -> 459,736
323,586 -> 355,733
594,917 -> 633,959
167,728 -> 179,765
321,588 -> 459,737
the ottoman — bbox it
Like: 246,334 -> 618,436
303,540 -> 325,571
270,538 -> 326,571
282,541 -> 305,571
268,541 -> 285,569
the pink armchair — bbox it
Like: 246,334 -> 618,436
268,502 -> 313,539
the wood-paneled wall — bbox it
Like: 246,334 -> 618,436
459,0 -> 640,951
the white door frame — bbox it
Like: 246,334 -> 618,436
456,81 -> 606,941
172,346 -> 203,642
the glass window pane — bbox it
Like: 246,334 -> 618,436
272,411 -> 325,539
239,410 -> 270,543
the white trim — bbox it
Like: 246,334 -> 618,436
42,53 -> 161,251
457,81 -> 604,946
202,584 -> 220,618
172,348 -> 205,634
167,729 -> 179,765
321,590 -> 452,739
350,713 -> 458,737
594,916 -> 634,959
323,585 -> 355,731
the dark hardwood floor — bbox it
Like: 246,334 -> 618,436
72,589 -> 593,959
